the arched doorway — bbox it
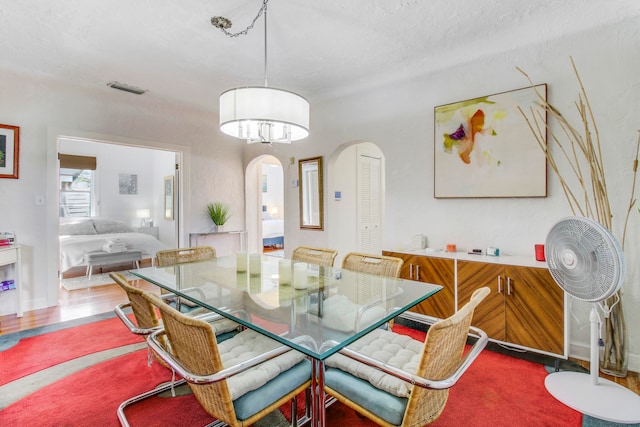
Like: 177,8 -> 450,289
245,155 -> 285,254
327,142 -> 385,266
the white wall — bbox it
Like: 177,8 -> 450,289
0,69 -> 245,315
268,17 -> 640,370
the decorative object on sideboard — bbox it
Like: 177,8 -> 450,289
0,123 -> 20,179
206,202 -> 230,232
518,57 -> 640,378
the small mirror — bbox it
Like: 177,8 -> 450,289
298,156 -> 323,230
164,175 -> 174,220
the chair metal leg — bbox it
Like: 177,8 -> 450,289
117,379 -> 186,427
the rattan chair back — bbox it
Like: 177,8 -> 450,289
341,252 -> 404,278
111,272 -> 160,330
156,246 -> 216,267
111,272 -> 172,367
143,292 -> 307,427
291,246 -> 338,267
325,287 -> 489,426
402,286 -> 489,425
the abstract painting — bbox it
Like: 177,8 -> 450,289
119,173 -> 138,195
434,85 -> 547,198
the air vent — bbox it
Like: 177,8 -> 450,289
107,81 -> 147,95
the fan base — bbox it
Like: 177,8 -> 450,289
545,371 -> 640,423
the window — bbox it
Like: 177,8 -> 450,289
59,168 -> 95,217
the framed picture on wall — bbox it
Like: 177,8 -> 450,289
164,175 -> 174,220
434,84 -> 547,198
119,173 -> 138,195
0,124 -> 20,179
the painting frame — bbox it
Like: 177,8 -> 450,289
0,124 -> 20,179
434,84 -> 547,198
164,175 -> 174,220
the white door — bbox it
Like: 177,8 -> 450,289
357,148 -> 382,254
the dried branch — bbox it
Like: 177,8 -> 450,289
518,58 -> 638,376
621,131 -> 640,249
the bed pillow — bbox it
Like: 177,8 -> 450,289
92,218 -> 133,234
59,220 -> 98,236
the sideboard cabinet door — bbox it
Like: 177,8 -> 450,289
457,260 -> 506,341
383,251 -> 455,318
504,265 -> 564,355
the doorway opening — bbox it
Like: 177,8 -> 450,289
55,138 -> 180,290
245,155 -> 284,255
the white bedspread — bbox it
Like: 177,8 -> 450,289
262,219 -> 284,238
60,232 -> 167,273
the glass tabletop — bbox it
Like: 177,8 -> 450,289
130,254 -> 442,360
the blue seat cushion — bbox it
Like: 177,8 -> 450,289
325,367 -> 408,426
216,330 -> 239,343
233,359 -> 312,421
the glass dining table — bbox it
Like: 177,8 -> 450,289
130,253 -> 442,427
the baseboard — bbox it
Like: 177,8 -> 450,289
570,342 -> 640,374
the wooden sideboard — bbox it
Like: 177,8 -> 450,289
384,250 -> 566,357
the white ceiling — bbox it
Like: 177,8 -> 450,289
1,0 -> 638,113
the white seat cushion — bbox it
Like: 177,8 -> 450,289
326,328 -> 423,397
320,294 -> 386,332
218,329 -> 305,399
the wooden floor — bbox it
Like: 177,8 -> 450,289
0,273 -> 638,397
0,275 -> 159,336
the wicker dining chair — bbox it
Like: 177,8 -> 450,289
111,272 -> 239,366
154,246 -> 217,308
341,252 -> 404,278
323,287 -> 490,427
118,292 -> 312,427
155,246 -> 216,267
291,246 -> 338,267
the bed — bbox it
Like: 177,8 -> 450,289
59,218 -> 168,274
262,216 -> 284,248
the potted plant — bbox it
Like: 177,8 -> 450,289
206,202 -> 230,232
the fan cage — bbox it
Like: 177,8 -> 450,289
545,216 -> 625,302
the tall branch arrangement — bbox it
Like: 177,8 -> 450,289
517,57 -> 639,375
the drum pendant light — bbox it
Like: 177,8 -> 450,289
213,0 -> 309,144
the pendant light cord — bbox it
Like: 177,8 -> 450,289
211,0 -> 270,86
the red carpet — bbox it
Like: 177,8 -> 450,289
0,316 -> 143,386
1,323 -> 581,426
0,349 -> 173,425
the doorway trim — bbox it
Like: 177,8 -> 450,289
46,127 -> 190,308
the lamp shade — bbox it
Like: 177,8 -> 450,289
219,86 -> 309,144
136,209 -> 150,219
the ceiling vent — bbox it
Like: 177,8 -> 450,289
107,81 -> 147,95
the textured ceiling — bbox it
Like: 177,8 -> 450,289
0,0 -> 638,113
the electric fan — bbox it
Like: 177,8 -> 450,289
544,216 -> 640,423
